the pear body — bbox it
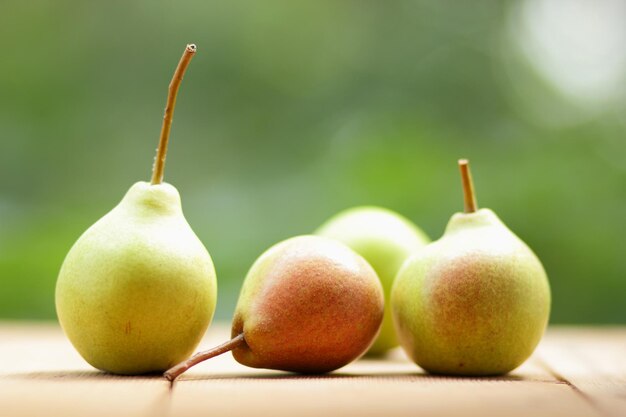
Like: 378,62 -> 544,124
316,207 -> 429,355
231,235 -> 384,373
56,182 -> 217,375
392,209 -> 550,375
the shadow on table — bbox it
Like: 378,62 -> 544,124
172,372 -> 530,383
5,370 -> 167,382
5,370 -> 531,384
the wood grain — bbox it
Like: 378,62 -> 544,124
0,323 -> 623,417
536,327 -> 626,417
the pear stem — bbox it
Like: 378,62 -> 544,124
164,333 -> 246,381
150,44 -> 197,185
458,159 -> 478,213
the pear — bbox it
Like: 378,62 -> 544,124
315,206 -> 429,355
391,160 -> 550,376
56,44 -> 217,375
164,235 -> 384,380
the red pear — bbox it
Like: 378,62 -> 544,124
165,235 -> 384,380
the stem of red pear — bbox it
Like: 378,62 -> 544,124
164,333 -> 246,381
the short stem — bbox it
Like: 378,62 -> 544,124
458,159 -> 478,213
151,44 -> 197,185
164,333 -> 246,381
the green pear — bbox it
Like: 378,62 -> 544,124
56,44 -> 217,375
165,235 -> 384,380
315,207 -> 429,355
391,160 -> 550,375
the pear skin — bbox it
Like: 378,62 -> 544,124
230,235 -> 384,373
56,182 -> 217,374
316,207 -> 429,355
391,161 -> 550,375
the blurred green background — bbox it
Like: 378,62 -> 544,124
0,0 -> 624,323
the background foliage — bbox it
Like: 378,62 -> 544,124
1,0 -> 624,323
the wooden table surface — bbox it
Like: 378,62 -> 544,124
0,323 -> 624,417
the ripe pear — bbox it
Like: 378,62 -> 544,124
392,160 -> 550,375
165,235 -> 384,380
315,206 -> 429,355
56,45 -> 217,375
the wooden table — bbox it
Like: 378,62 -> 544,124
0,323 -> 624,417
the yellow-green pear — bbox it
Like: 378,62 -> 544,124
316,207 -> 429,355
56,45 -> 217,375
392,160 -> 550,375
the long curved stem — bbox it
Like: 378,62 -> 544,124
151,44 -> 197,185
164,333 -> 246,381
458,159 -> 478,213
